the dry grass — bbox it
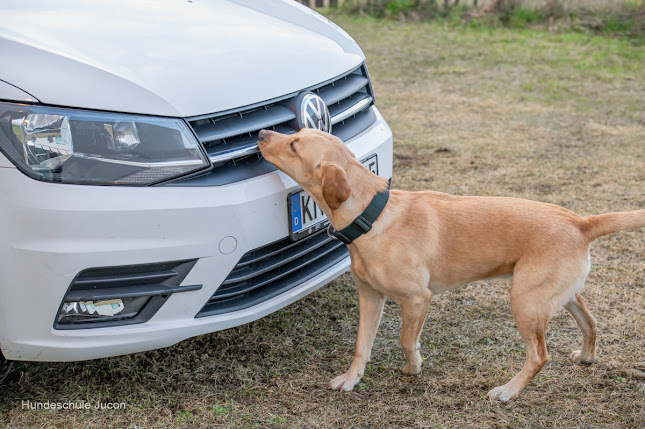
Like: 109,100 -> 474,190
1,17 -> 644,428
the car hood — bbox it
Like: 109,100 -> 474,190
0,0 -> 364,117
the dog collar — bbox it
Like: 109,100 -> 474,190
328,189 -> 390,245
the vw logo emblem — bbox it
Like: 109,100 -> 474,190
298,92 -> 331,133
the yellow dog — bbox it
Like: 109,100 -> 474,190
258,128 -> 645,402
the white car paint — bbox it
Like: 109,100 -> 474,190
0,0 -> 364,117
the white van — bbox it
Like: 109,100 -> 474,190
0,0 -> 393,370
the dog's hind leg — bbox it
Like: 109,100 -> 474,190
487,272 -> 552,402
565,293 -> 597,364
329,278 -> 385,392
399,294 -> 432,376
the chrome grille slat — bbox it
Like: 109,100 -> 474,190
330,95 -> 373,125
316,74 -> 369,105
194,105 -> 295,144
205,125 -> 296,164
208,144 -> 259,164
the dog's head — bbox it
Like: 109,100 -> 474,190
258,128 -> 355,212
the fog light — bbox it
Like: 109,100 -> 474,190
57,297 -> 150,325
54,259 -> 202,330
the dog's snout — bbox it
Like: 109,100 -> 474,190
258,129 -> 269,142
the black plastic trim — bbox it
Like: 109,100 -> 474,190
213,241 -> 344,300
222,232 -> 335,285
196,228 -> 350,318
73,271 -> 178,286
64,284 -> 202,301
54,259 -> 201,330
196,245 -> 348,318
236,228 -> 328,267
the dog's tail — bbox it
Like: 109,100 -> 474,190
580,210 -> 645,241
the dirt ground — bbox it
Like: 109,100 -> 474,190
1,16 -> 644,429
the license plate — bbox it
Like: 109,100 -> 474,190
288,155 -> 378,241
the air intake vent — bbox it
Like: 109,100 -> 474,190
196,228 -> 349,317
55,260 -> 201,329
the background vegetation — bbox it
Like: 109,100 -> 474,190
338,0 -> 645,43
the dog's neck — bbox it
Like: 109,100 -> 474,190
328,160 -> 389,232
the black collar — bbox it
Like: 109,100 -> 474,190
328,189 -> 390,245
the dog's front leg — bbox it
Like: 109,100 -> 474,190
399,295 -> 432,375
329,279 -> 385,392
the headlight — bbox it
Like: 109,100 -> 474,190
0,102 -> 209,185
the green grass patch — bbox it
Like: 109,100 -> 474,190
506,8 -> 542,28
336,0 -> 645,43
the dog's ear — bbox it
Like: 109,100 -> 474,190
321,162 -> 351,210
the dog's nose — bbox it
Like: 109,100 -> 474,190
258,129 -> 269,142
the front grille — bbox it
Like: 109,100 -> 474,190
196,228 -> 349,317
173,63 -> 376,186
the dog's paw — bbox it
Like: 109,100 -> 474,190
401,362 -> 422,376
570,350 -> 594,364
486,384 -> 520,403
329,372 -> 361,392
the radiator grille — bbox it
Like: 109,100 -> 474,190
177,64 -> 376,186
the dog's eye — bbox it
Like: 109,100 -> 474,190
290,141 -> 296,153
